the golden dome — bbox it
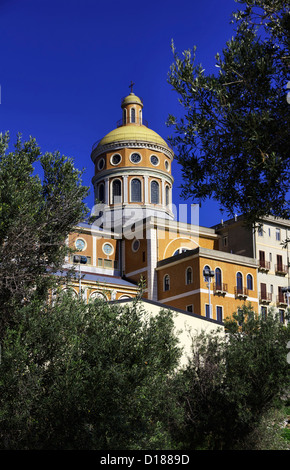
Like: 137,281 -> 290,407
97,124 -> 169,148
121,93 -> 143,108
92,91 -> 173,158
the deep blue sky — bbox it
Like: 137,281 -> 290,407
1,0 -> 239,227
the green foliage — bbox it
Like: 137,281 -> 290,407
167,1 -> 290,225
281,428 -> 290,442
0,296 -> 289,450
170,304 -> 290,450
0,295 -> 182,450
0,132 -> 89,331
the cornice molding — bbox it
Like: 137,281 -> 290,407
92,167 -> 174,186
91,139 -> 174,161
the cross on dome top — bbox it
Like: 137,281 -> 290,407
129,81 -> 135,93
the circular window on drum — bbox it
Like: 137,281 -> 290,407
130,152 -> 142,164
132,239 -> 140,252
98,158 -> 105,171
150,155 -> 159,166
102,242 -> 114,256
111,154 -> 122,165
75,238 -> 86,251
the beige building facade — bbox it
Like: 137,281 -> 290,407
214,215 -> 290,322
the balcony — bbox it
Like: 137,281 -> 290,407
235,287 -> 248,299
213,282 -> 228,295
258,260 -> 270,272
275,264 -> 288,276
259,292 -> 272,304
276,293 -> 288,307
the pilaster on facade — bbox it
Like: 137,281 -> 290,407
123,174 -> 128,203
146,225 -> 158,301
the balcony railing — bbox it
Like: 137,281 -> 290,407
275,264 -> 288,275
258,260 -> 270,271
276,294 -> 288,306
259,292 -> 272,303
235,287 -> 248,298
213,282 -> 228,294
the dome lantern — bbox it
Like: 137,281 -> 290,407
121,90 -> 143,126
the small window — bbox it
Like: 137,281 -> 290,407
98,183 -> 104,203
75,238 -> 86,251
151,181 -> 159,204
165,186 -> 170,206
98,158 -> 105,171
111,154 -> 121,165
258,225 -> 264,236
279,309 -> 285,323
216,306 -> 223,322
186,267 -> 193,285
112,179 -> 122,203
186,305 -> 193,313
261,306 -> 267,320
164,274 -> 170,291
130,108 -> 136,123
215,268 -> 222,290
131,178 -> 142,202
123,109 -> 127,125
247,274 -> 253,290
276,228 -> 281,241
236,272 -> 243,293
150,155 -> 159,166
130,153 -> 141,164
205,304 -> 211,318
103,243 -> 114,256
132,239 -> 140,252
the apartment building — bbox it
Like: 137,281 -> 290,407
214,215 -> 290,322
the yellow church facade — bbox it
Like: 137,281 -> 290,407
63,90 -> 260,323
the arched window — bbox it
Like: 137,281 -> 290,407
131,178 -> 142,202
130,107 -> 135,123
98,183 -> 104,203
164,274 -> 170,291
186,267 -> 193,285
165,185 -> 170,206
151,180 -> 159,204
203,265 -> 211,281
123,109 -> 127,125
174,247 -> 189,256
215,268 -> 222,290
236,272 -> 243,294
139,109 -> 142,125
112,179 -> 122,203
89,291 -> 107,301
247,274 -> 253,290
